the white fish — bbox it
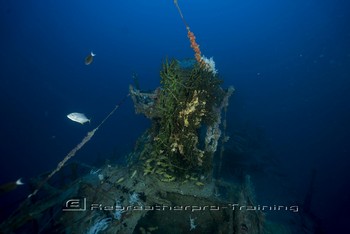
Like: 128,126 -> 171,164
67,112 -> 91,124
0,178 -> 24,196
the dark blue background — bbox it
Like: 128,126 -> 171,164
1,0 -> 349,232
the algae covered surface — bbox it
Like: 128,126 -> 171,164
130,59 -> 234,182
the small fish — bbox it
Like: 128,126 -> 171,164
67,112 -> 91,124
0,178 -> 24,196
85,51 -> 96,65
116,177 -> 124,183
131,170 -> 137,179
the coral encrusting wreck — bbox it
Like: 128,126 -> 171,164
130,58 -> 234,182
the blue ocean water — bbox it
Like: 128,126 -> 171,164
0,0 -> 349,232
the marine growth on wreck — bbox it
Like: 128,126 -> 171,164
130,58 -> 234,182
